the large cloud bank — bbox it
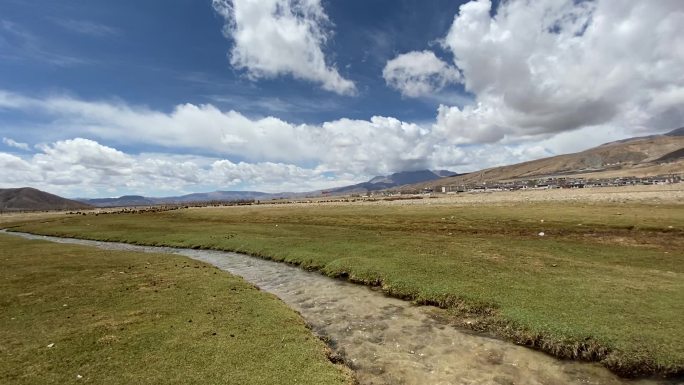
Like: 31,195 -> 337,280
0,138 -> 363,197
388,0 -> 684,143
0,88 -> 628,197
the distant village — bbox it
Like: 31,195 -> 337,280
404,174 -> 683,195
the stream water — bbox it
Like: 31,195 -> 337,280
6,231 -> 679,385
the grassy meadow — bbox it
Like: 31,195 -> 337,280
0,234 -> 352,385
5,200 -> 684,377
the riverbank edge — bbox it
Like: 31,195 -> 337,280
4,227 -> 682,380
0,230 -> 358,385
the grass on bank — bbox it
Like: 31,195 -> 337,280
0,234 -> 352,385
5,201 -> 684,377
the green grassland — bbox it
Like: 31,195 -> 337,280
0,234 -> 352,385
6,200 -> 684,377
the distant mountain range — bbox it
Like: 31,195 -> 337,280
79,191 -> 285,207
83,195 -> 158,207
324,169 -> 458,195
0,187 -> 93,211
77,169 -> 456,207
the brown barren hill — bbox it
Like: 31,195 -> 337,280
0,187 -> 93,211
405,128 -> 684,191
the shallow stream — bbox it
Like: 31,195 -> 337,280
7,231 -> 679,385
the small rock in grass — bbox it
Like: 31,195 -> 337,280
47,343 -> 55,348
538,232 -> 545,237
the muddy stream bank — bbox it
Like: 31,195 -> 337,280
6,231 -> 679,385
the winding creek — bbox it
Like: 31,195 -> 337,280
6,231 -> 680,385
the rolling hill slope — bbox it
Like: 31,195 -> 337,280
0,187 -> 93,211
403,128 -> 684,191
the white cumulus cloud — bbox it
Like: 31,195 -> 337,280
382,0 -> 684,143
212,0 -> 356,95
2,137 -> 30,151
383,50 -> 461,97
434,0 -> 684,141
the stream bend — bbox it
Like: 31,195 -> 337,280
6,231 -> 677,385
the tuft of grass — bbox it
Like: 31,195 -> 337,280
0,234 -> 353,385
6,201 -> 684,377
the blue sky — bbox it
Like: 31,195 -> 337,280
0,0 -> 464,124
0,0 -> 682,197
